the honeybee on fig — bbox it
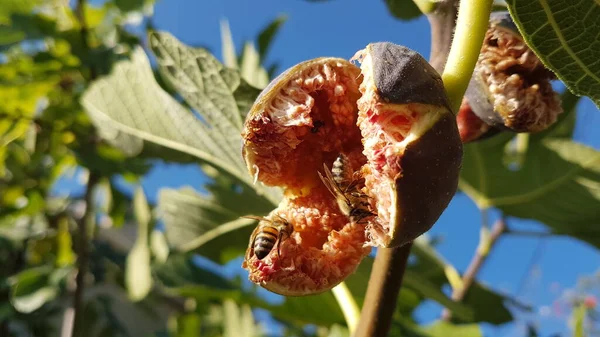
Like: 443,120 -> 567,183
243,214 -> 293,260
318,154 -> 375,223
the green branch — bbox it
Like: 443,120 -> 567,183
441,0 -> 493,113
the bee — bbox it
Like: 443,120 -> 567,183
318,154 -> 375,224
243,214 -> 293,260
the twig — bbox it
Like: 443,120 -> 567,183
426,0 -> 459,73
71,172 -> 100,336
75,0 -> 96,80
66,1 -> 100,336
353,243 -> 413,337
442,216 -> 507,320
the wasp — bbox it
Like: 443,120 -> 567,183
243,214 -> 293,260
318,154 -> 375,224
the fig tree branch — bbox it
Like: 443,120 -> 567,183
442,216 -> 507,321
66,1 -> 101,336
426,0 -> 459,73
71,172 -> 100,336
353,243 -> 413,337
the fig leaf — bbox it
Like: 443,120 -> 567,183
506,0 -> 600,108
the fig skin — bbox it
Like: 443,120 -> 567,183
369,42 -> 450,108
465,11 -> 562,133
356,42 -> 463,248
456,96 -> 501,143
240,43 -> 464,295
389,112 -> 462,247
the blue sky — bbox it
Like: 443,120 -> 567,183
61,0 -> 600,335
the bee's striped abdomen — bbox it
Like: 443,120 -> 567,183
253,226 -> 279,260
332,154 -> 353,189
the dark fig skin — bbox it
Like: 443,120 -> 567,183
389,112 -> 463,248
361,42 -> 463,248
370,42 -> 451,109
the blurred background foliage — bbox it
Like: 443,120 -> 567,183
0,0 -> 599,336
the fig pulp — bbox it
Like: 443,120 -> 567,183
241,43 -> 462,296
465,11 -> 562,133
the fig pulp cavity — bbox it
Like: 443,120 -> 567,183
465,11 -> 562,133
241,42 -> 463,296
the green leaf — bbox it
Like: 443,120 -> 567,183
8,266 -> 58,313
460,136 -> 600,248
421,321 -> 482,337
257,15 -> 287,60
410,238 -> 516,324
384,0 -> 425,20
115,0 -> 146,12
239,41 -> 270,89
157,183 -> 273,263
133,185 -> 151,229
125,187 -> 153,301
403,270 -> 473,321
0,0 -> 44,24
148,31 -> 281,201
154,254 -> 235,291
0,81 -> 57,147
81,47 -> 263,197
222,299 -> 263,337
150,229 -> 170,263
506,0 -> 600,107
220,19 -> 238,68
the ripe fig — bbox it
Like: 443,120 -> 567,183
456,97 -> 500,143
465,11 -> 562,133
241,42 -> 462,296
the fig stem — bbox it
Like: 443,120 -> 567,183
442,216 -> 507,321
353,244 -> 413,337
425,0 -> 459,73
441,0 -> 493,114
331,282 -> 360,334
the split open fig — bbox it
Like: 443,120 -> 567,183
465,11 -> 562,133
241,42 -> 462,296
456,96 -> 501,143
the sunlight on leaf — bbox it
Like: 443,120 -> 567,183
220,19 -> 238,68
150,229 -> 170,263
422,320 -> 482,337
125,187 -> 152,301
507,0 -> 600,107
157,183 -> 272,262
460,136 -> 600,248
81,46 -> 269,198
148,31 -> 281,202
8,266 -> 57,313
223,299 -> 263,337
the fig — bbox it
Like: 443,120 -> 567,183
456,97 -> 500,143
465,11 -> 562,133
241,42 -> 462,296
